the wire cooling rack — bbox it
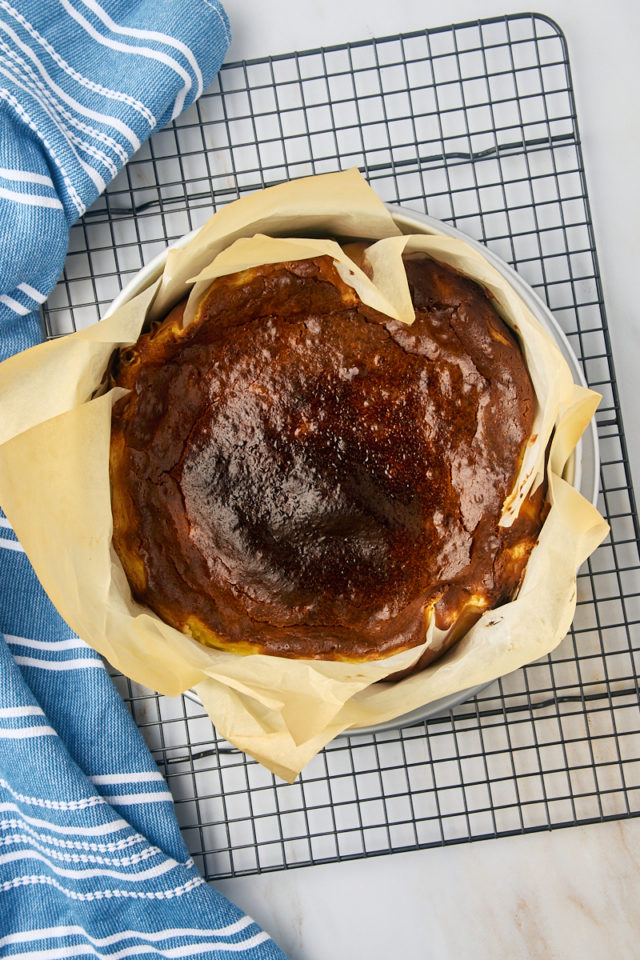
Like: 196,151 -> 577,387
43,13 -> 640,879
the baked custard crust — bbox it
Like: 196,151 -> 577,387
109,254 -> 543,662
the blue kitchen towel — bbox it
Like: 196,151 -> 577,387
0,2 -> 288,957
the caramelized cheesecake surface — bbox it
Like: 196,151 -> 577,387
109,254 -> 543,661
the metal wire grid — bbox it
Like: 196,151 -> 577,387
43,13 -> 640,880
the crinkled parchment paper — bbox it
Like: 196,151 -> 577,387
0,169 -> 608,781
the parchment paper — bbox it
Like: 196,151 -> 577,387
0,169 -> 608,781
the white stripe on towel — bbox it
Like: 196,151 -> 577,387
0,834 -> 161,869
0,871 -> 203,900
0,848 -> 178,882
5,635 -> 89,651
0,165 -> 53,187
0,533 -> 25,548
0,186 -> 62,211
0,933 -> 270,959
0,707 -> 45,718
0,916 -> 255,949
101,793 -> 173,806
13,656 -> 104,672
0,802 -> 137,837
17,282 -> 47,302
0,816 -> 146,851
0,726 -> 56,740
89,772 -> 165,786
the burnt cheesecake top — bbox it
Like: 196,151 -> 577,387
109,252 -> 543,662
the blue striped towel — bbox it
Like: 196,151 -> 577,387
0,2 -> 288,956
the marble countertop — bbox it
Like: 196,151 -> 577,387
210,1 -> 640,957
218,819 -> 640,959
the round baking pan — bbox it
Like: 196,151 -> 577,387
107,202 -> 600,734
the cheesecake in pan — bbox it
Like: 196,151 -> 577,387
109,252 -> 545,667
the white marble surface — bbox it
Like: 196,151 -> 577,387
218,818 -> 640,959
210,1 -> 640,957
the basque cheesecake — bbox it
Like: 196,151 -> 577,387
109,252 -> 545,667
